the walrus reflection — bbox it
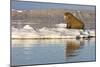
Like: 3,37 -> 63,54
64,12 -> 84,29
65,40 -> 84,57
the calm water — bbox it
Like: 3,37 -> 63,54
11,38 -> 96,66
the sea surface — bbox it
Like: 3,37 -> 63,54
12,1 -> 95,10
11,38 -> 96,66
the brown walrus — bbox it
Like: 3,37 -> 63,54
64,12 -> 84,29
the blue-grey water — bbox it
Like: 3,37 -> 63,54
12,1 -> 95,11
11,38 -> 96,66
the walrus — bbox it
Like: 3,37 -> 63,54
64,12 -> 84,29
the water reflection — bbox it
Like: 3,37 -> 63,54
65,40 -> 81,57
11,38 -> 95,66
63,39 -> 86,61
12,39 -> 67,47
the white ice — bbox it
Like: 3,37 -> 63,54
12,24 -> 95,39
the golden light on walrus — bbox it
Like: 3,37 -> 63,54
64,12 -> 84,29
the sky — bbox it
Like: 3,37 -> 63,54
11,1 -> 95,11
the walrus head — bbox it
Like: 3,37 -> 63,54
64,12 -> 73,16
64,12 -> 73,20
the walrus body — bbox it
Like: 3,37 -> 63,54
64,12 -> 84,29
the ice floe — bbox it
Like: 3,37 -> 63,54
55,23 -> 67,28
12,24 -> 95,39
